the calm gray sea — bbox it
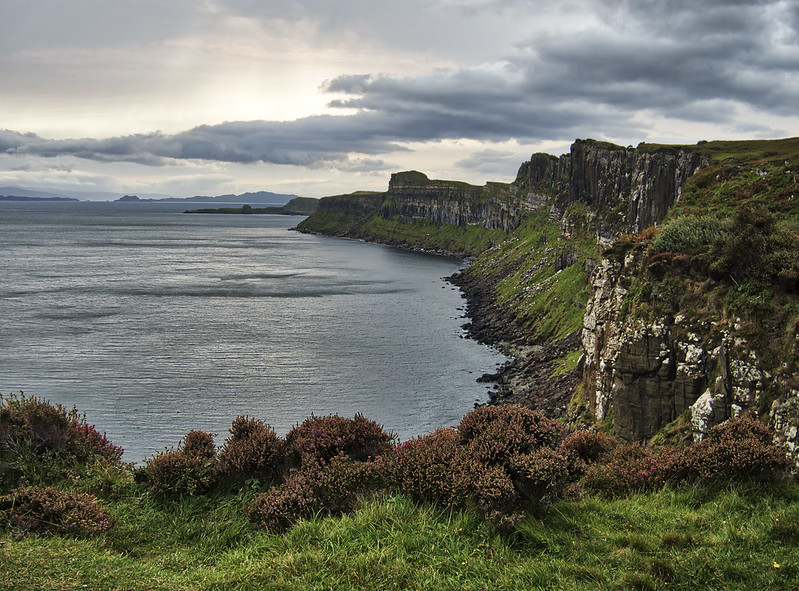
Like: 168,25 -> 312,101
0,201 -> 505,463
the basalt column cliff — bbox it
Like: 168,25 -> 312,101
297,138 -> 799,459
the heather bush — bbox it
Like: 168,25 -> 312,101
560,430 -> 619,465
457,406 -> 565,463
143,430 -> 216,499
384,408 -> 571,530
214,416 -> 282,485
682,418 -> 791,484
0,393 -> 122,463
244,469 -> 318,533
507,446 -> 570,508
245,455 -> 384,533
385,428 -> 473,508
0,486 -> 115,537
581,443 -> 684,498
1,393 -> 124,489
461,456 -> 521,531
457,406 -> 569,513
560,430 -> 620,482
282,413 -> 395,470
182,429 -> 216,460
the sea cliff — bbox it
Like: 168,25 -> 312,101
296,137 -> 799,459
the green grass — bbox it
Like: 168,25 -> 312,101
3,484 -> 798,589
668,138 -> 799,218
467,212 -> 597,343
295,209 -> 506,257
356,216 -> 507,257
549,349 -> 583,379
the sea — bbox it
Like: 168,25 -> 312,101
0,201 -> 506,463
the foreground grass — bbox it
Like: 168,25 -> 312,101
2,483 -> 798,590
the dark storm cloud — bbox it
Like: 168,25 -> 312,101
326,0 -> 799,136
2,0 -> 796,169
2,83 -> 635,167
3,117 -> 411,167
560,0 -> 798,115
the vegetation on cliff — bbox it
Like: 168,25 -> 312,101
295,175 -> 514,257
294,136 -> 799,449
606,138 -> 799,403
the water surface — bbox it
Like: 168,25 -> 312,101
0,201 -> 504,462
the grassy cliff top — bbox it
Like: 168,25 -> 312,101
637,136 -> 799,161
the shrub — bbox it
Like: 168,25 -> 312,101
383,408 -> 571,531
581,444 -> 683,498
0,393 -> 122,463
462,457 -> 521,531
282,414 -> 395,470
650,214 -> 728,256
215,416 -> 282,485
0,394 -> 124,489
507,446 -> 570,510
385,428 -> 473,508
457,406 -> 569,514
142,431 -> 216,499
0,486 -> 115,537
182,430 -> 216,460
708,204 -> 780,284
682,418 -> 791,484
245,455 -> 384,533
244,470 -> 318,533
457,405 -> 565,464
560,430 -> 619,465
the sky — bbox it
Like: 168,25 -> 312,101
1,0 -> 798,199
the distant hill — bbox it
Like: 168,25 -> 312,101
0,194 -> 79,202
0,185 -> 301,204
0,186 -> 122,201
0,186 -> 80,201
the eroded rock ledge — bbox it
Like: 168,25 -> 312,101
582,250 -> 799,460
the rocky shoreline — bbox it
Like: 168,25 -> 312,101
292,223 -> 585,421
447,268 -> 582,420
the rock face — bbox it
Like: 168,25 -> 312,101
298,137 -> 799,458
301,140 -> 709,244
581,251 -> 798,460
314,192 -> 384,218
381,171 -> 520,232
581,254 -> 719,440
514,140 -> 709,235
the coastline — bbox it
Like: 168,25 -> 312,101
292,222 -> 582,417
291,220 -> 585,419
447,267 -> 582,418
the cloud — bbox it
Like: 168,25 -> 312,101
1,90 -> 633,169
547,0 -> 799,117
1,0 -> 797,175
455,149 -> 534,176
2,117 -> 411,167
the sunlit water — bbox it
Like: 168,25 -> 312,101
0,201 -> 505,463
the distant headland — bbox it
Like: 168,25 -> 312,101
116,190 -> 298,205
184,197 -> 318,216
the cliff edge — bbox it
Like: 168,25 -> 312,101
296,137 -> 799,459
